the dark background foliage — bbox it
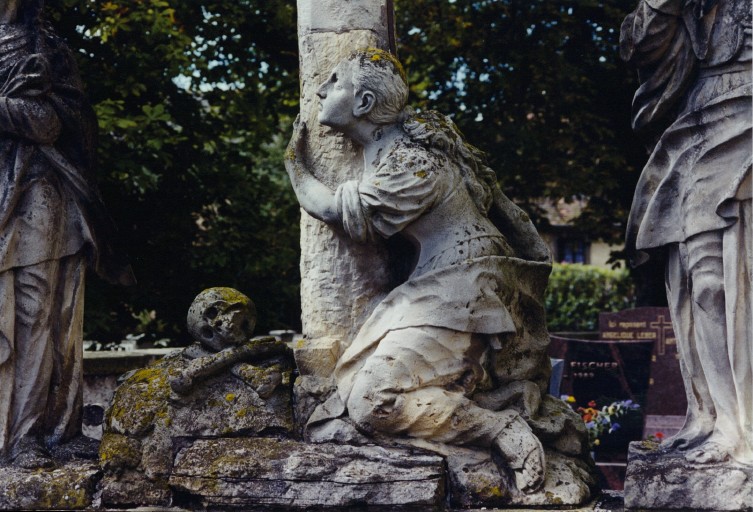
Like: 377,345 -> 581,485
395,0 -> 646,243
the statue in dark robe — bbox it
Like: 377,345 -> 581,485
0,0 -> 133,468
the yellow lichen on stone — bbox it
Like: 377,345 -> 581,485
99,432 -> 142,470
353,47 -> 407,84
545,491 -> 565,505
27,467 -> 96,510
225,393 -> 236,402
486,486 -> 504,498
466,471 -> 509,501
105,362 -> 172,436
203,287 -> 251,307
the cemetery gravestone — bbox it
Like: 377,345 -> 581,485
603,307 -> 688,440
551,313 -> 654,408
600,308 -> 686,419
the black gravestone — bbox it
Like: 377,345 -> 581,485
549,332 -> 652,407
549,328 -> 652,459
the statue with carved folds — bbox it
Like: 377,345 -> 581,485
622,0 -> 752,464
286,48 -> 594,497
0,0 -> 133,468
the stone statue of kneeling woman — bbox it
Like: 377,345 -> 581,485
286,49 -> 571,494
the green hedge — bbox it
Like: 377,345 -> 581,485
545,263 -> 636,332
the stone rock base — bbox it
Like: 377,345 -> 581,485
624,441 -> 753,510
164,437 -> 595,510
0,462 -> 100,510
446,447 -> 595,507
169,438 -> 445,509
100,470 -> 172,508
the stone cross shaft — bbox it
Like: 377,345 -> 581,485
295,0 -> 397,378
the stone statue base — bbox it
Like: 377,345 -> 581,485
98,346 -> 595,509
0,462 -> 100,510
92,289 -> 596,509
170,438 -> 446,509
167,438 -> 594,509
624,442 -> 753,510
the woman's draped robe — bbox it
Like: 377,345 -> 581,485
307,134 -> 554,448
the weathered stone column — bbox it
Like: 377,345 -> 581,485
295,1 -> 396,378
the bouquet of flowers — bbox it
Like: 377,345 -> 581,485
561,395 -> 640,448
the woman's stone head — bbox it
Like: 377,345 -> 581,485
347,48 -> 409,125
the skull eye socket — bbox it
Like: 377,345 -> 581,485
201,326 -> 214,339
206,306 -> 218,319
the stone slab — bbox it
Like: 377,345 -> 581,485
445,447 -> 595,508
291,335 -> 340,377
624,441 -> 753,510
460,490 -> 625,512
100,471 -> 172,509
169,438 -> 445,509
83,348 -> 177,376
0,462 -> 100,510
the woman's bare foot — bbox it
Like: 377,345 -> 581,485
662,416 -> 714,451
686,440 -> 732,464
492,413 -> 546,494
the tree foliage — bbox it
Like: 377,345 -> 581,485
394,0 -> 645,245
46,0 -> 301,342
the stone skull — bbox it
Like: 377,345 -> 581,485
187,287 -> 256,351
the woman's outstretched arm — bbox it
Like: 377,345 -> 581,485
284,118 -> 340,225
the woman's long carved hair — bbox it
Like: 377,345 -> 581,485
402,111 -> 498,216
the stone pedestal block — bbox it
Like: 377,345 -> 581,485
624,441 -> 753,510
292,335 -> 340,377
412,442 -> 595,508
169,438 -> 445,509
0,462 -> 100,510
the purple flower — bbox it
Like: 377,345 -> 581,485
609,422 -> 621,433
